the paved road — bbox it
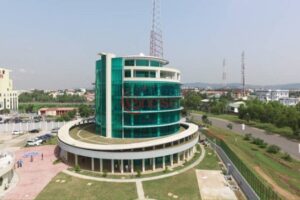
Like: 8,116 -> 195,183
191,113 -> 300,160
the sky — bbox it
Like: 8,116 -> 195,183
0,0 -> 300,90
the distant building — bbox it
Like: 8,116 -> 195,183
255,89 -> 289,101
231,89 -> 250,100
279,97 -> 300,106
84,92 -> 95,102
255,89 -> 299,106
0,68 -> 18,111
228,101 -> 246,113
38,107 -> 76,116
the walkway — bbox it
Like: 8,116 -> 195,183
191,113 -> 300,160
63,144 -> 205,183
136,181 -> 145,200
3,145 -> 68,200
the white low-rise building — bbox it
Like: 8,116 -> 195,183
255,89 -> 299,106
255,89 -> 289,101
279,98 -> 300,106
0,68 -> 18,111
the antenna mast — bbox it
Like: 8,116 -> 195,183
150,0 -> 163,58
222,58 -> 227,88
241,51 -> 246,96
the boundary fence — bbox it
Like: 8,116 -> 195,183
203,129 -> 281,200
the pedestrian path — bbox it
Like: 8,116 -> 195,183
136,181 -> 145,200
3,145 -> 68,200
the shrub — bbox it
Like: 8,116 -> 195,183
282,153 -> 292,162
227,123 -> 233,130
244,133 -> 252,141
252,138 -> 265,146
102,170 -> 107,177
163,166 -> 169,173
267,145 -> 281,154
259,142 -> 268,148
136,170 -> 141,177
74,164 -> 81,172
52,159 -> 61,165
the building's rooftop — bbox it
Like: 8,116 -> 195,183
69,123 -> 186,145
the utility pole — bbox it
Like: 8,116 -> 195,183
150,0 -> 163,58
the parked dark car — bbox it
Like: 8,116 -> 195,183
29,129 -> 40,133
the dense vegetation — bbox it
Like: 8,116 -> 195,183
19,90 -> 86,103
183,90 -> 300,139
239,100 -> 300,138
181,90 -> 232,115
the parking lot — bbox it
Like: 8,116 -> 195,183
0,121 -> 64,134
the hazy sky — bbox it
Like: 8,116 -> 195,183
1,0 -> 300,90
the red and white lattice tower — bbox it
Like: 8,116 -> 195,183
150,0 -> 163,58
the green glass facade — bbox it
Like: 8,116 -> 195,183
95,55 -> 182,138
95,56 -> 106,136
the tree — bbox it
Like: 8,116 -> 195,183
78,104 -> 94,118
25,104 -> 34,113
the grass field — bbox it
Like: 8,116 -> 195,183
197,146 -> 221,170
206,126 -> 300,199
143,169 -> 201,200
35,173 -> 137,200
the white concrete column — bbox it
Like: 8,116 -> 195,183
170,154 -> 173,167
131,160 -> 134,173
183,151 -> 186,161
91,158 -> 95,171
142,159 -> 145,172
111,159 -> 114,174
162,156 -> 166,169
177,153 -> 180,163
100,159 -> 103,172
152,158 -> 156,171
75,154 -> 78,166
105,53 -> 113,138
121,160 -> 124,174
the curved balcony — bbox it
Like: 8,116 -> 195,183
123,107 -> 183,114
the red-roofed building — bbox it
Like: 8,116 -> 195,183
38,107 -> 76,116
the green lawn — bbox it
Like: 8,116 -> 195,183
197,146 -> 221,170
35,173 -> 137,200
206,126 -> 300,198
42,136 -> 58,145
143,169 -> 201,200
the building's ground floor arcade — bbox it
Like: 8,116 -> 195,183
62,147 -> 195,174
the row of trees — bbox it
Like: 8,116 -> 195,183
239,100 -> 300,137
19,90 -> 86,103
181,91 -> 232,115
56,104 -> 94,121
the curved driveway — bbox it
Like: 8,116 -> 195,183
191,113 -> 300,160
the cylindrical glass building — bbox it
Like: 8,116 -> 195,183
95,53 -> 182,138
58,52 -> 199,174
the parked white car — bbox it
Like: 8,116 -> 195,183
27,138 -> 42,146
12,130 -> 23,135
